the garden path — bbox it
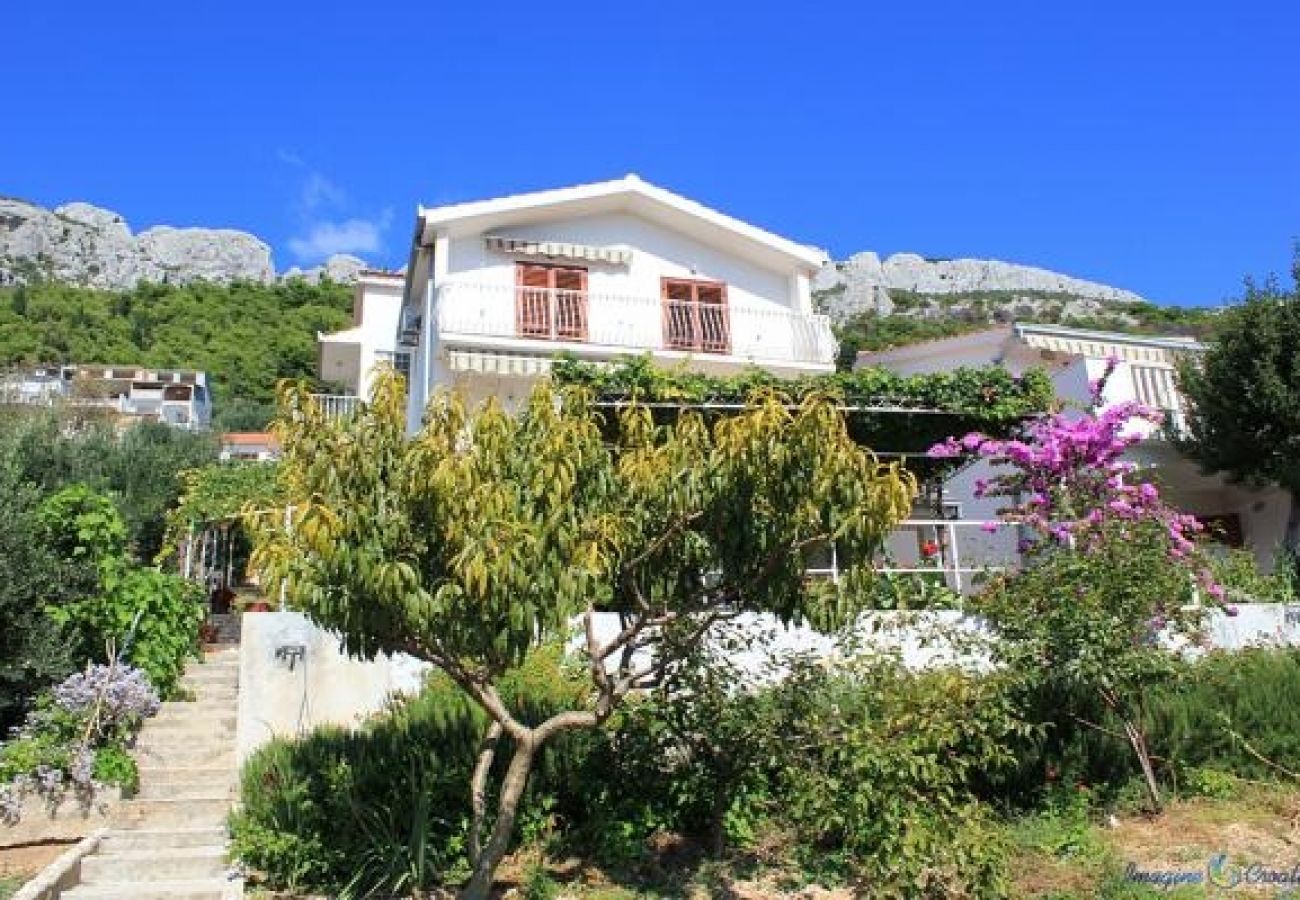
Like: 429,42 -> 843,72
60,640 -> 243,900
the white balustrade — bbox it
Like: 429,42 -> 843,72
310,393 -> 362,420
435,282 -> 836,366
806,519 -> 1019,594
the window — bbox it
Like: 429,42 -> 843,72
515,263 -> 588,341
662,278 -> 729,353
375,350 -> 412,384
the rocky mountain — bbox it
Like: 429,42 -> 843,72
814,251 -> 1147,324
0,197 -> 368,289
2,195 -> 1150,323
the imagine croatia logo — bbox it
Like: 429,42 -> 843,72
1126,854 -> 1300,892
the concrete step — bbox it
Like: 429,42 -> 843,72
60,877 -> 236,900
154,701 -> 237,717
178,671 -> 238,687
176,689 -> 238,704
133,744 -> 235,767
113,797 -> 231,829
135,765 -> 234,785
138,724 -> 236,744
136,780 -> 237,801
99,827 -> 228,852
80,846 -> 229,882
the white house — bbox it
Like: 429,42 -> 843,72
859,323 -> 1291,573
384,175 -> 835,427
316,270 -> 408,412
0,363 -> 212,431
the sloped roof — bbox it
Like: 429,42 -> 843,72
415,175 -> 827,271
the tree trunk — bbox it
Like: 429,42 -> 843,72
707,786 -> 729,858
460,733 -> 536,900
1099,689 -> 1162,814
1120,716 -> 1162,814
468,720 -> 503,867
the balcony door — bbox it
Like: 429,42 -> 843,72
662,278 -> 730,353
515,263 -> 588,341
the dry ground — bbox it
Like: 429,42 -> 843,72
1012,783 -> 1300,897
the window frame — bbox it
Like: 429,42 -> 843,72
660,277 -> 730,354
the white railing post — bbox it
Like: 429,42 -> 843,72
946,521 -> 963,594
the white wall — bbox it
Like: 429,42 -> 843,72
236,613 -> 430,763
353,279 -> 404,399
442,212 -> 797,313
234,605 -> 1300,760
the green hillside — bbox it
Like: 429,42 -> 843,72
0,279 -> 353,426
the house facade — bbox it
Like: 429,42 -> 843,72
859,323 -> 1291,573
0,363 -> 212,430
316,270 -> 408,409
383,176 -> 835,428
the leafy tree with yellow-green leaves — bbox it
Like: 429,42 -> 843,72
250,370 -> 915,899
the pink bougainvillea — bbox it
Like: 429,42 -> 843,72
929,358 -> 1225,606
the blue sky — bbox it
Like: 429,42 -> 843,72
4,1 -> 1297,305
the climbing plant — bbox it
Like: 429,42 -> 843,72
549,355 -> 1055,455
159,461 -> 284,565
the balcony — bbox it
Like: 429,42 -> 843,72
436,282 -> 836,367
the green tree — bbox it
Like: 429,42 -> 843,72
38,485 -> 203,695
0,408 -> 217,561
1179,256 -> 1300,528
0,279 -> 352,408
252,372 -> 915,899
0,471 -> 82,731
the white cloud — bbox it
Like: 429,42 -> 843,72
278,151 -> 390,263
299,172 -> 346,216
288,213 -> 391,260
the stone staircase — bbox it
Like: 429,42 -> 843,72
60,647 -> 243,899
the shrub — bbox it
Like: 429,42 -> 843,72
0,472 -> 80,732
0,409 -> 217,562
1147,648 -> 1300,782
39,485 -> 203,696
0,663 -> 157,821
230,647 -> 590,897
770,658 -> 1022,897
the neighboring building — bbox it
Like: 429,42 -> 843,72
317,269 -> 408,406
859,323 -> 1290,572
219,431 -> 280,461
374,175 -> 834,428
0,363 -> 212,430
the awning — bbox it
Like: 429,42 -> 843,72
445,349 -> 555,377
484,235 -> 632,265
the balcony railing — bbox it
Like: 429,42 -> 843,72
807,519 -> 1018,595
310,393 -> 361,420
437,282 -> 835,367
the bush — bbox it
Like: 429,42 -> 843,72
0,409 -> 217,562
0,662 -> 158,822
0,472 -> 81,732
39,485 -> 204,696
768,659 -> 1021,897
553,651 -> 1023,896
230,647 -> 591,897
989,648 -> 1300,807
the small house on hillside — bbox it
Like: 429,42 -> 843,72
0,363 -> 212,431
859,323 -> 1290,572
218,431 -> 280,462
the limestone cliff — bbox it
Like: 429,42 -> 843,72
814,251 -> 1146,324
0,197 -> 368,289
